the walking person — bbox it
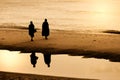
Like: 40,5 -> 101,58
42,19 -> 50,40
28,21 -> 36,41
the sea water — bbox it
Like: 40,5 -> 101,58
0,0 -> 120,32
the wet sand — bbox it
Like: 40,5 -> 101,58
0,29 -> 120,62
0,71 -> 98,80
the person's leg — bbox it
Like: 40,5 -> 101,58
31,34 -> 34,41
31,38 -> 32,41
31,36 -> 33,41
45,36 -> 48,40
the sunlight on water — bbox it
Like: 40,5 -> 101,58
0,50 -> 22,70
0,50 -> 120,80
0,0 -> 120,31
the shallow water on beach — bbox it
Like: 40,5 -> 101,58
0,0 -> 120,32
0,50 -> 120,80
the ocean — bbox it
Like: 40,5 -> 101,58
0,0 -> 120,32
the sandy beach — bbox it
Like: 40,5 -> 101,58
0,29 -> 120,80
0,29 -> 120,62
1,0 -> 120,80
0,71 -> 98,80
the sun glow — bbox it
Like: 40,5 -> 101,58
90,1 -> 114,24
92,1 -> 113,14
95,4 -> 111,14
96,5 -> 109,13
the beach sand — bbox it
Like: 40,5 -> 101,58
0,29 -> 120,80
0,29 -> 120,61
0,71 -> 98,80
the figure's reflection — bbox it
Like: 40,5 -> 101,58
43,53 -> 51,67
30,52 -> 38,68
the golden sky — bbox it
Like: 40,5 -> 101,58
84,0 -> 120,14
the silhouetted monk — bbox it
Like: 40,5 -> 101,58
28,21 -> 36,41
42,19 -> 50,40
43,53 -> 51,67
30,52 -> 38,68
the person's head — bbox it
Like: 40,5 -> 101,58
30,21 -> 33,24
45,19 -> 47,22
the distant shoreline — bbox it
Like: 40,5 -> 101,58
1,25 -> 120,34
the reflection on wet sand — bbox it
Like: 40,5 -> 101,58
30,52 -> 51,68
43,53 -> 51,68
30,52 -> 38,68
0,50 -> 120,80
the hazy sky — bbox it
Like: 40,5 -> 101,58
1,0 -> 120,13
0,0 -> 120,30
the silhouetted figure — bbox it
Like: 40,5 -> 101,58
30,52 -> 38,68
28,21 -> 36,41
43,53 -> 51,67
42,19 -> 50,40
